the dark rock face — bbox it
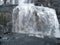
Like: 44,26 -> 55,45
34,0 -> 50,7
0,0 -> 18,34
0,12 -> 12,34
34,0 -> 60,13
0,5 -> 16,34
0,33 -> 57,45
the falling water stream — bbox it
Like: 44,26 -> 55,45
12,0 -> 60,38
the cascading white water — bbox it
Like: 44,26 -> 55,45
0,0 -> 4,5
12,0 -> 60,38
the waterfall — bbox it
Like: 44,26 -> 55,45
0,0 -> 4,5
12,0 -> 60,38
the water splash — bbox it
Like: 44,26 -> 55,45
12,0 -> 60,38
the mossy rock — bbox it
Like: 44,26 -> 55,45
0,13 -> 12,26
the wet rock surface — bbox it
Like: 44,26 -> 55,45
0,33 -> 58,45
